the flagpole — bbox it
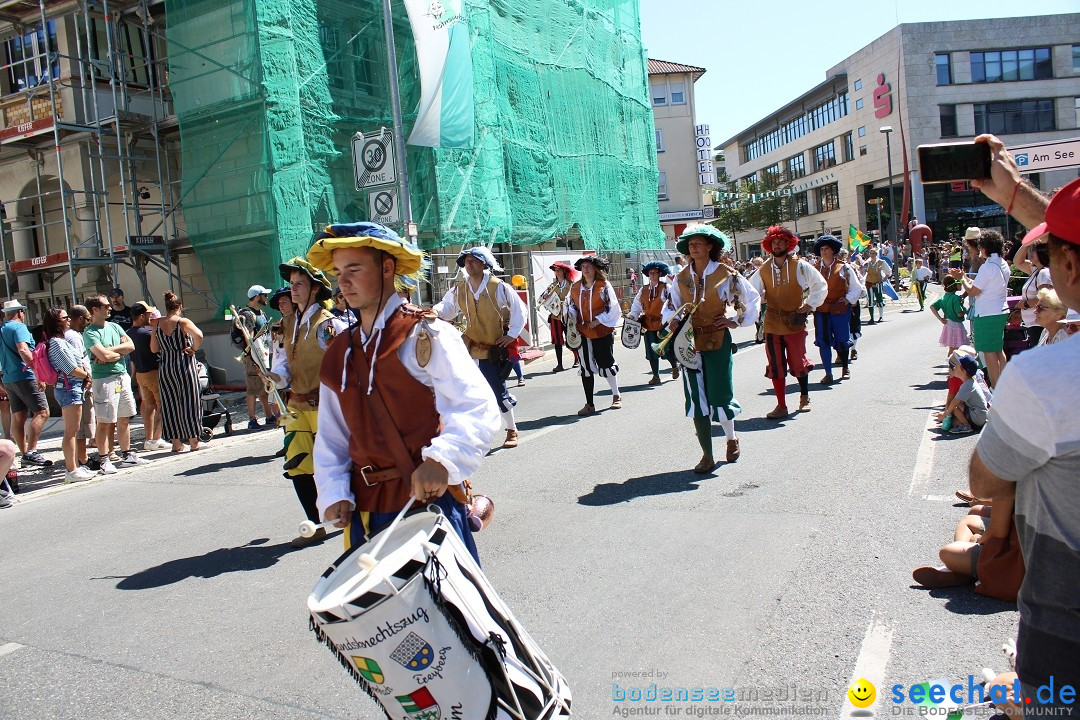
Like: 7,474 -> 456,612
382,0 -> 415,240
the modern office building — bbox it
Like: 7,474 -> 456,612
650,58 -> 713,246
718,14 -> 1080,258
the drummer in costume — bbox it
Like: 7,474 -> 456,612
543,261 -> 579,372
748,226 -> 828,419
812,234 -> 864,384
628,261 -> 679,385
433,247 -> 528,449
664,226 -> 760,473
309,223 -> 500,560
569,256 -> 622,416
863,246 -> 888,324
269,257 -> 348,547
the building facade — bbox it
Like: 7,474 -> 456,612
649,59 -> 713,246
719,14 -> 1080,259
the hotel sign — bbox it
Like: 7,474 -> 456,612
695,124 -> 716,186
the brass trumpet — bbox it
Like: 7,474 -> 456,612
650,302 -> 699,356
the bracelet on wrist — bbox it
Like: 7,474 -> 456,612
1006,180 -> 1022,215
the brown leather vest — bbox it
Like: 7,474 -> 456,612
761,256 -> 807,336
637,284 -> 666,331
678,264 -> 731,352
571,280 -> 614,339
318,306 -> 439,513
818,261 -> 850,314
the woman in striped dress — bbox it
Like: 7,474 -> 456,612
150,292 -> 205,451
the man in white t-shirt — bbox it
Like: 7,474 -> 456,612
951,230 -> 1010,385
968,138 -> 1080,714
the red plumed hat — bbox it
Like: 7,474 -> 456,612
761,226 -> 800,255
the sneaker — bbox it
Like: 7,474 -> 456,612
64,467 -> 95,483
85,456 -> 102,472
98,459 -> 118,475
0,488 -> 11,509
263,416 -> 281,430
144,439 -> 170,452
119,451 -> 149,467
247,419 -> 261,431
949,424 -> 973,435
21,450 -> 53,468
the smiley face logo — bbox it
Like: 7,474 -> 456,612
848,679 -> 876,708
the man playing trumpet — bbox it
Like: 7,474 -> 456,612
664,226 -> 760,474
628,261 -> 679,385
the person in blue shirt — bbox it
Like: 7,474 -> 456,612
0,300 -> 53,468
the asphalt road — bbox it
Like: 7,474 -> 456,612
0,295 -> 1018,719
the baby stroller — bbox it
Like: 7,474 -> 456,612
196,360 -> 233,441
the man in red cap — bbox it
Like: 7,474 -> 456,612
749,226 -> 827,418
966,134 -> 1080,715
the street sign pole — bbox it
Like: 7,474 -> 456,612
381,0 -> 415,240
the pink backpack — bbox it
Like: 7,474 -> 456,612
31,340 -> 58,386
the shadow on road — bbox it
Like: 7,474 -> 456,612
111,535 -> 337,589
175,455 -> 272,477
917,586 -> 1017,616
515,415 -> 578,432
911,378 -> 949,391
577,471 -> 703,506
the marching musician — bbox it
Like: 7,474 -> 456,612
864,246 -> 888,324
628,261 -> 679,385
812,234 -> 864,384
542,261 -> 578,372
234,284 -> 279,431
268,257 -> 348,548
569,256 -> 622,416
433,247 -> 527,449
749,226 -> 827,419
664,226 -> 759,474
308,223 -> 499,560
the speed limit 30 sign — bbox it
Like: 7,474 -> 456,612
352,130 -> 398,191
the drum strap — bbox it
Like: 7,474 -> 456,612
362,382 -> 470,505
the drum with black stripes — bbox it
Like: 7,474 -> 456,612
309,506 -> 573,720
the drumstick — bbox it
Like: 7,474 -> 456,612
355,497 -> 416,571
297,519 -> 340,538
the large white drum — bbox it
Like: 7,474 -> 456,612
309,507 -> 572,720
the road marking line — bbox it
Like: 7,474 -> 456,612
844,616 -> 894,717
923,494 -> 954,502
909,411 -> 939,497
0,642 -> 24,658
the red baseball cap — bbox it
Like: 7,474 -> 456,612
1023,177 -> 1080,246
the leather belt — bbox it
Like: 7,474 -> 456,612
289,392 -> 319,408
355,465 -> 402,486
766,306 -> 801,317
465,337 -> 496,351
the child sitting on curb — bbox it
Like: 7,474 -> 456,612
937,354 -> 990,434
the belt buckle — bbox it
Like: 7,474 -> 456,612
359,465 -> 376,487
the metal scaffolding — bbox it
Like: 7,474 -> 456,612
0,0 -> 206,319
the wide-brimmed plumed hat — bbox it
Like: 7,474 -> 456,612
574,255 -> 610,272
279,256 -> 333,303
813,234 -> 843,255
456,246 -> 503,273
676,225 -> 731,256
642,261 -> 671,276
761,226 -> 799,255
549,261 -> 577,280
306,221 -> 428,293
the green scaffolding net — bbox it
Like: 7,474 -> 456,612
164,0 -> 663,309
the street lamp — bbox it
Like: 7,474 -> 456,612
879,126 -> 898,280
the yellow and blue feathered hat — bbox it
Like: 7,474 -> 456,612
278,256 -> 333,303
306,222 -> 428,293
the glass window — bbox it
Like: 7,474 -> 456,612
813,141 -> 836,172
853,79 -> 862,91
787,153 -> 806,179
670,83 -> 686,105
855,98 -> 864,110
655,129 -> 664,152
843,133 -> 854,163
816,183 -> 840,214
792,191 -> 809,217
858,126 -> 866,138
5,20 -> 61,91
741,91 -> 848,161
1075,98 -> 1079,128
652,84 -> 667,106
1074,45 -> 1080,72
657,172 -> 668,200
859,145 -> 868,156
971,48 -> 1052,83
939,105 -> 957,138
935,53 -> 952,85
974,99 -> 1056,135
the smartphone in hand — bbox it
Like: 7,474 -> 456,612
918,141 -> 992,184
